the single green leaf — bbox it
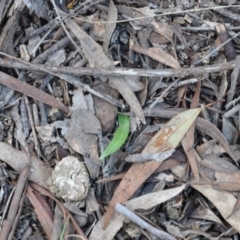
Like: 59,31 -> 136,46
100,113 -> 130,159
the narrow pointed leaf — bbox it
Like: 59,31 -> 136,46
103,108 -> 202,229
100,114 -> 130,159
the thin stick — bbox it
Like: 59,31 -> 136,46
24,96 -> 41,157
51,0 -> 84,55
0,167 -> 29,240
193,31 -> 240,66
0,52 -> 235,78
115,203 -> 176,240
74,4 -> 240,24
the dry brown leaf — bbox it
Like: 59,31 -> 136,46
151,21 -> 174,44
198,155 -> 238,173
131,44 -> 180,69
89,212 -> 124,240
125,149 -> 175,163
144,108 -> 238,162
125,184 -> 186,210
215,171 -> 240,185
63,17 -> 113,68
103,0 -> 117,52
136,77 -> 148,106
27,186 -> 53,239
124,76 -> 145,92
149,31 -> 170,45
182,81 -> 201,180
213,181 -> 240,191
65,109 -> 101,160
151,20 -> 177,58
70,88 -> 88,111
228,194 -> 240,219
175,85 -> 187,107
30,183 -> 87,240
93,80 -> 119,132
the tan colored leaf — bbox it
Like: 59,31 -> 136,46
131,44 -> 180,69
198,155 -> 238,173
103,0 -> 117,52
144,108 -> 202,153
27,186 -> 53,239
125,184 -> 186,210
151,20 -> 174,43
215,171 -> 240,190
103,108 -> 201,229
175,85 -> 187,107
213,181 -> 240,191
90,213 -> 124,240
144,108 -> 238,162
92,80 -> 119,132
150,20 -> 177,58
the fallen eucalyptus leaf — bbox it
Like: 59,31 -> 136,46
103,108 -> 202,229
131,44 -> 180,69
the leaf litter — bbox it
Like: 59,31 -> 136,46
0,0 -> 239,240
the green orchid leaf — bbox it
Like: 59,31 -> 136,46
100,113 -> 130,159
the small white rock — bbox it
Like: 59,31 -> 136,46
47,156 -> 90,201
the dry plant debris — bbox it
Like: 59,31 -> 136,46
0,0 -> 240,239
